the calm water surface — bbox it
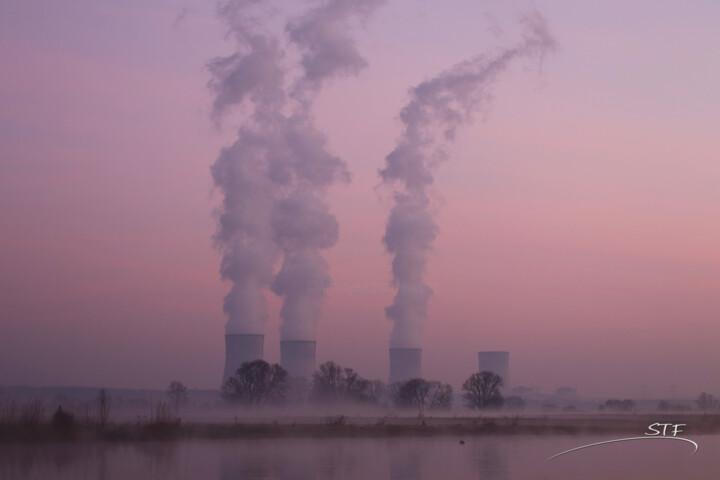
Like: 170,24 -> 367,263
1,434 -> 717,479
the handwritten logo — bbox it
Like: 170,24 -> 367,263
546,423 -> 699,462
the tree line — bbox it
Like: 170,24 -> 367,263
222,359 -> 521,412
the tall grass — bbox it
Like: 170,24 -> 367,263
19,400 -> 45,426
151,402 -> 177,425
0,400 -> 19,426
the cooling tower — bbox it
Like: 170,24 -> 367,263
280,340 -> 316,378
222,334 -> 264,388
477,351 -> 510,388
389,348 -> 422,384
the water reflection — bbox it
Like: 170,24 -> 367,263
279,451 -> 314,480
0,443 -> 103,480
472,440 -> 509,480
220,443 -> 279,480
0,434 -> 718,480
388,442 -> 423,480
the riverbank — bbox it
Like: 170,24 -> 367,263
2,413 -> 720,442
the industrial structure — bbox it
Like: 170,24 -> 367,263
389,347 -> 422,384
477,351 -> 510,389
220,336 -> 510,391
280,340 -> 316,378
222,334 -> 264,388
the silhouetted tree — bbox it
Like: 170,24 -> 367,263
223,360 -> 289,406
393,378 -> 428,411
167,381 -> 189,412
462,371 -> 504,409
392,378 -> 453,414
696,392 -> 720,411
367,380 -> 388,405
310,361 -> 373,404
428,382 -> 453,410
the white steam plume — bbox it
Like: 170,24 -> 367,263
273,0 -> 385,341
209,0 -> 383,338
209,0 -> 285,335
380,11 -> 556,348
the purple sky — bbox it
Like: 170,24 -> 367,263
1,0 -> 719,398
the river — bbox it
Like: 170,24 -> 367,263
1,433 -> 717,479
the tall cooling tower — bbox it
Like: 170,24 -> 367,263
389,348 -> 422,384
477,351 -> 510,387
222,334 -> 264,388
280,340 -> 316,378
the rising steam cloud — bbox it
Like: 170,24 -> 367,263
209,0 -> 384,339
380,11 -> 556,348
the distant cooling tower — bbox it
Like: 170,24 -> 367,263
389,348 -> 422,384
280,340 -> 316,378
222,334 -> 264,388
477,351 -> 510,388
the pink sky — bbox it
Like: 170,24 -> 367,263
1,0 -> 719,398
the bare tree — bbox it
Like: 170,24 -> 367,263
393,378 -> 430,413
167,381 -> 189,412
367,380 -> 388,405
310,361 -> 373,405
428,382 -> 453,410
462,371 -> 504,409
392,379 -> 453,414
223,360 -> 289,406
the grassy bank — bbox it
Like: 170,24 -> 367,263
2,413 -> 720,443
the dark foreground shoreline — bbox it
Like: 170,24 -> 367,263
2,413 -> 720,443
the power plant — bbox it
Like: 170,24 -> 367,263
478,351 -> 510,389
389,348 -> 422,384
209,0 -> 554,398
221,338 -> 510,389
220,338 -> 512,389
280,340 -> 316,378
222,334 -> 264,388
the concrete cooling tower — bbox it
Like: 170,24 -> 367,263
280,340 -> 316,378
222,334 -> 264,388
389,348 -> 422,384
477,351 -> 510,388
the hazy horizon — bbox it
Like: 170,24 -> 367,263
1,0 -> 720,399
